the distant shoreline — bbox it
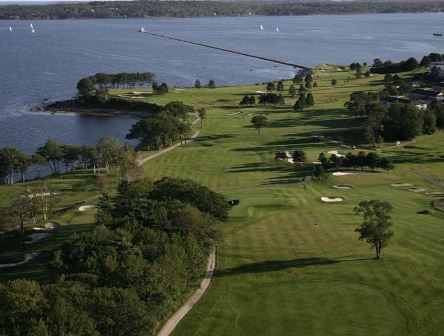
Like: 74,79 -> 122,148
1,1 -> 443,20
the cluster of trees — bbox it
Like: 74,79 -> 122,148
151,82 -> 169,94
195,79 -> 216,89
419,52 -> 444,67
294,92 -> 315,110
0,177 -> 229,335
258,93 -> 285,106
316,151 -> 394,172
240,95 -> 256,107
0,137 -> 142,184
345,90 -> 444,144
370,57 -> 419,74
3,1 -> 442,19
0,182 -> 56,241
127,101 -> 196,149
275,150 -> 306,163
86,72 -> 156,90
380,73 -> 412,97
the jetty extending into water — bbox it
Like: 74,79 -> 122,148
139,30 -> 312,71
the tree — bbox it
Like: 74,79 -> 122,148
0,147 -> 28,184
276,80 -> 284,91
32,154 -> 47,178
76,78 -> 95,101
37,139 -> 63,175
422,109 -> 437,135
365,103 -> 387,148
288,84 -> 296,97
293,93 -> 306,110
97,137 -> 122,172
298,84 -> 306,94
240,95 -> 251,107
331,78 -> 337,86
250,115 -> 269,134
383,103 -> 423,141
292,150 -> 306,163
194,79 -> 201,88
266,82 -> 275,92
312,164 -> 324,180
61,145 -> 80,173
207,79 -> 216,89
198,108 -> 206,128
306,93 -> 315,107
354,200 -> 394,259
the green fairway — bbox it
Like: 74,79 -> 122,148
127,65 -> 444,335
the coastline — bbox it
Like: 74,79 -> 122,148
34,99 -> 152,118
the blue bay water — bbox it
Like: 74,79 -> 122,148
0,13 -> 443,154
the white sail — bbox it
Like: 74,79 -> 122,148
260,24 -> 263,31
9,26 -> 12,32
139,27 -> 145,32
30,23 -> 34,29
31,28 -> 35,33
276,27 -> 279,32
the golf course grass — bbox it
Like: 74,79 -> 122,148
1,64 -> 443,335
124,65 -> 444,335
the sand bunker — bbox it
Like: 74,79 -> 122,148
26,233 -> 52,244
426,191 -> 444,196
409,187 -> 427,193
255,91 -> 266,93
328,150 -> 345,158
391,183 -> 412,187
0,253 -> 40,269
332,171 -> 368,176
33,222 -> 59,232
332,184 -> 353,189
78,205 -> 97,212
321,196 -> 344,203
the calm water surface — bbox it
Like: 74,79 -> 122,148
0,13 -> 443,154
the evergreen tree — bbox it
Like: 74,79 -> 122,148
306,93 -> 315,107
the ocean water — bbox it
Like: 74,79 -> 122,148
0,13 -> 443,154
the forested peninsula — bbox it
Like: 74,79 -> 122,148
1,1 -> 444,20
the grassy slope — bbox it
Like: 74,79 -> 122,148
126,65 -> 444,336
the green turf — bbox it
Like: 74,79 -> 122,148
127,65 -> 444,336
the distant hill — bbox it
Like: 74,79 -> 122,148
1,0 -> 443,19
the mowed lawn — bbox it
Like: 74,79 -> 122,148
136,66 -> 444,336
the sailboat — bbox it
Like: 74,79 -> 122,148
138,26 -> 145,33
260,24 -> 263,31
31,28 -> 35,33
276,27 -> 279,32
30,23 -> 34,29
9,26 -> 12,32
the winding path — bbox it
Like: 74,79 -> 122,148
157,251 -> 216,336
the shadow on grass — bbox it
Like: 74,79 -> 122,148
216,257 -> 373,277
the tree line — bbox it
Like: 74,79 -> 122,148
0,177 -> 230,335
0,137 -> 142,184
2,1 -> 444,20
